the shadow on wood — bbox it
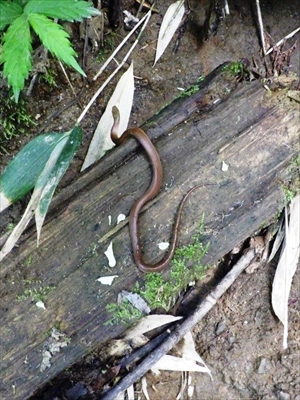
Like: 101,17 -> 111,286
0,65 -> 299,399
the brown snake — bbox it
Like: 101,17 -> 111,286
111,106 -> 201,272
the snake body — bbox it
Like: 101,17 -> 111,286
111,106 -> 198,272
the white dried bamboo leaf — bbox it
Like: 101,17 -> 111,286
176,371 -> 187,400
115,392 -> 126,400
141,377 -> 150,400
271,194 -> 300,348
181,332 -> 212,378
124,314 -> 182,340
152,354 -> 210,373
81,63 -> 134,170
154,0 -> 185,65
268,217 -> 285,262
126,385 -> 135,400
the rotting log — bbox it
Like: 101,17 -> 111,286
0,66 -> 299,400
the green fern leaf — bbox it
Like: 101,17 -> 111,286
24,0 -> 101,22
28,13 -> 85,76
1,14 -> 32,102
0,1 -> 23,30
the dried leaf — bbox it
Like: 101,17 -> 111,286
141,376 -> 150,400
81,63 -> 134,170
96,275 -> 118,285
180,332 -> 212,378
124,314 -> 182,340
117,214 -> 126,224
154,0 -> 185,65
152,354 -> 209,373
104,241 -> 116,267
268,216 -> 285,262
158,241 -> 169,250
271,194 -> 300,348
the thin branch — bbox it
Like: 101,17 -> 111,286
76,11 -> 151,125
93,10 -> 151,81
99,248 -> 256,400
58,60 -> 76,96
265,26 -> 300,55
256,0 -> 266,55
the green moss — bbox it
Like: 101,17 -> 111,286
40,67 -> 57,87
0,94 -> 36,154
222,61 -> 249,80
105,299 -> 143,326
106,216 -> 210,324
282,153 -> 300,202
17,279 -> 55,302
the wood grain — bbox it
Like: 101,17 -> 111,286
0,70 -> 299,399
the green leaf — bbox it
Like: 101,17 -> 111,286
0,127 -> 82,260
36,126 -> 82,240
0,133 -> 66,210
28,13 -> 86,76
0,13 -> 32,101
0,1 -> 23,30
24,0 -> 101,22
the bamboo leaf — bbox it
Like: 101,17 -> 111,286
124,315 -> 182,340
28,13 -> 85,76
0,134 -> 69,262
152,354 -> 210,373
0,0 -> 22,30
0,127 -> 82,261
154,0 -> 185,66
24,0 -> 101,22
0,133 -> 66,212
81,62 -> 135,170
36,126 -> 82,243
0,13 -> 32,101
271,194 -> 300,348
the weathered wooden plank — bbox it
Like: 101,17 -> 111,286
0,75 -> 299,399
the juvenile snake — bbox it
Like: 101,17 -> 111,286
111,106 -> 200,272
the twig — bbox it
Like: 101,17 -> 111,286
265,26 -> 300,55
58,60 -> 76,96
99,248 -> 256,400
93,10 -> 151,81
256,0 -> 266,55
76,11 -> 151,125
136,0 -> 146,19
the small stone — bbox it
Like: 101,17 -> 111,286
215,320 -> 226,335
228,336 -> 236,344
277,391 -> 290,400
257,358 -> 271,374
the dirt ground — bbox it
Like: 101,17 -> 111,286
1,0 -> 300,399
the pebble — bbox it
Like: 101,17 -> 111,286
277,391 -> 290,400
257,358 -> 271,374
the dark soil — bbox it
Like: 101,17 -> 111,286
1,0 -> 299,399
